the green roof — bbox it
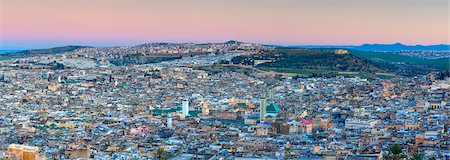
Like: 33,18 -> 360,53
237,103 -> 247,107
36,125 -> 47,131
48,123 -> 66,130
186,110 -> 202,118
266,103 -> 280,113
152,107 -> 181,115
248,115 -> 259,120
65,79 -> 78,83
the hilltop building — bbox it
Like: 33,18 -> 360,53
334,49 -> 349,54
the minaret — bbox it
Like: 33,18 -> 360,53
167,115 -> 172,128
269,86 -> 275,99
201,100 -> 209,116
182,99 -> 189,117
260,96 -> 267,122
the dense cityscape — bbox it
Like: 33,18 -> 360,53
0,42 -> 448,160
1,0 -> 449,160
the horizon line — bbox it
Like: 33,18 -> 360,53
1,41 -> 450,50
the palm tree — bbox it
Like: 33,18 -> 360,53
409,152 -> 424,160
384,144 -> 407,160
155,147 -> 168,160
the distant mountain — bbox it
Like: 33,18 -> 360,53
0,45 -> 92,60
224,40 -> 243,44
288,43 -> 449,51
354,43 -> 450,51
287,45 -> 354,49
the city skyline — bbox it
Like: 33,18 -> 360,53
1,0 -> 449,50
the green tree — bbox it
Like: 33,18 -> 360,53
284,148 -> 291,159
409,152 -> 424,160
155,147 -> 168,160
384,144 -> 407,160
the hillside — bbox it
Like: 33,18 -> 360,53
350,50 -> 449,74
229,48 -> 392,77
263,48 -> 386,72
0,46 -> 92,60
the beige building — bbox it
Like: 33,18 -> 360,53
7,144 -> 42,160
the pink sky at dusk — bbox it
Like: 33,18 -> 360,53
0,0 -> 448,49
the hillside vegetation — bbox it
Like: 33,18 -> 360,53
229,48 -> 448,77
259,48 -> 387,72
350,50 -> 449,71
229,48 -> 391,77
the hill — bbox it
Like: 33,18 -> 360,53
0,50 -> 22,54
350,50 -> 449,73
228,48 -> 392,77
224,40 -> 243,44
261,48 -> 387,72
0,46 -> 92,60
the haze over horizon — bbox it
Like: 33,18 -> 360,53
1,0 -> 449,50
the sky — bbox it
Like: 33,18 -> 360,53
0,0 -> 448,50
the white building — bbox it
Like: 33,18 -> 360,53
345,118 -> 378,129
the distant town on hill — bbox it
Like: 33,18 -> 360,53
0,41 -> 448,78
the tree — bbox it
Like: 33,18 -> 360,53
384,144 -> 407,160
409,152 -> 424,160
155,147 -> 168,160
284,148 -> 291,159
54,63 -> 65,70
